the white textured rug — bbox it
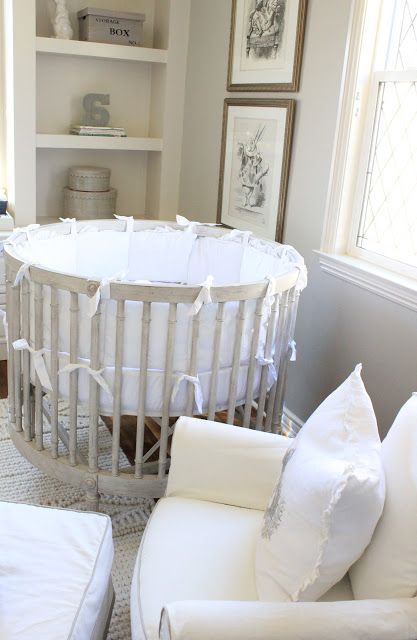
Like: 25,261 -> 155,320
0,399 -> 155,640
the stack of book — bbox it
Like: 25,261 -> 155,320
70,125 -> 127,137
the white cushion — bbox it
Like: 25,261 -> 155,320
131,497 -> 354,640
160,596 -> 417,640
350,393 -> 417,599
130,497 -> 276,640
0,501 -> 113,640
256,364 -> 385,602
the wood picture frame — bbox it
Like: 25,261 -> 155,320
217,98 -> 295,242
227,0 -> 307,92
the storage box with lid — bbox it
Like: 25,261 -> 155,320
64,187 -> 117,219
77,8 -> 145,47
68,166 -> 110,192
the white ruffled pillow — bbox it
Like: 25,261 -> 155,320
256,364 -> 385,602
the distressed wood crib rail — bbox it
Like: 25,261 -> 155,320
5,221 -> 303,508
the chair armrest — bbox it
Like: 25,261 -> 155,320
166,417 -> 291,510
160,598 -> 417,640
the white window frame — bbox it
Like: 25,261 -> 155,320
318,0 -> 417,311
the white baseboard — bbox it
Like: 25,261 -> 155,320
282,406 -> 304,437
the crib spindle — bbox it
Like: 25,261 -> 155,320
270,288 -> 299,434
243,297 -> 264,428
207,302 -> 225,421
112,299 -> 125,477
227,300 -> 246,425
12,279 -> 22,432
69,292 -> 79,466
34,282 -> 44,450
135,301 -> 151,479
186,311 -> 201,416
88,310 -> 101,475
21,278 -> 32,441
50,287 -> 59,458
255,293 -> 280,430
159,303 -> 177,479
265,291 -> 290,432
6,266 -> 16,424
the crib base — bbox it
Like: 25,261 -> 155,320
8,414 -> 168,507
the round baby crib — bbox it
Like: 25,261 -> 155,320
4,218 -> 306,507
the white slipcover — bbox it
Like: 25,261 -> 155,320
130,417 -> 417,640
131,497 -> 354,640
160,598 -> 417,640
0,501 -> 114,640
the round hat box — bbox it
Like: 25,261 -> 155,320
64,187 -> 117,219
68,166 -> 111,192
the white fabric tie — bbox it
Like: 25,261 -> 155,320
256,355 -> 277,390
263,276 -> 276,318
289,339 -> 297,362
13,261 -> 37,287
59,363 -> 113,398
222,228 -> 253,245
89,271 -> 127,318
176,215 -> 220,234
12,339 -> 53,391
0,310 -> 8,346
294,263 -> 308,291
114,215 -> 134,234
189,275 -> 213,316
171,373 -> 203,414
5,224 -> 40,245
59,217 -> 77,235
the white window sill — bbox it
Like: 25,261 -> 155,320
316,251 -> 417,312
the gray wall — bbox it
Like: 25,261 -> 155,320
179,0 -> 417,437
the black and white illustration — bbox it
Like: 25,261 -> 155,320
230,117 -> 277,225
245,0 -> 286,61
218,100 -> 295,242
228,0 -> 306,92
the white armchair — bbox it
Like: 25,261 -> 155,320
130,417 -> 417,640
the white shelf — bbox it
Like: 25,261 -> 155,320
36,134 -> 163,151
36,36 -> 168,64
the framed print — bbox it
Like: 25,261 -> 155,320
227,0 -> 307,92
217,98 -> 295,243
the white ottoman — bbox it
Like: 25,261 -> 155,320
0,501 -> 114,639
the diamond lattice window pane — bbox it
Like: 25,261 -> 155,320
357,80 -> 417,266
393,0 -> 417,70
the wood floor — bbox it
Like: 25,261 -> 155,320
0,361 -> 7,400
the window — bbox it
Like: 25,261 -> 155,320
320,0 -> 417,303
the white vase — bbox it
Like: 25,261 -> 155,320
53,0 -> 73,40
